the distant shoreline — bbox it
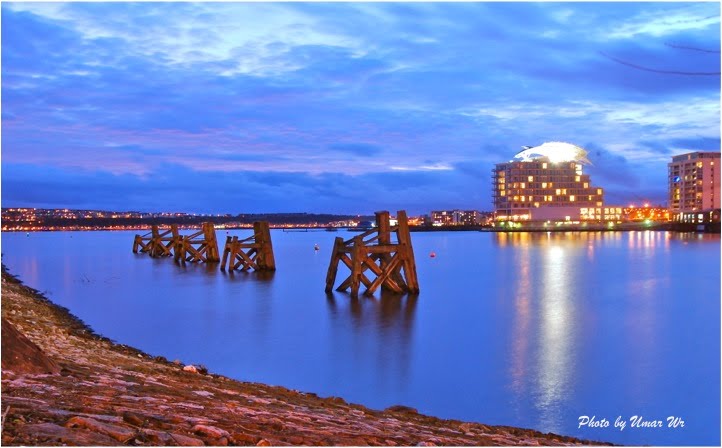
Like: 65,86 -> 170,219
3,222 -> 719,234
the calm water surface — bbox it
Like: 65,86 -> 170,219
1,230 -> 719,445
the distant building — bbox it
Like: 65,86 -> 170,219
623,205 -> 669,222
668,151 -> 720,223
430,210 -> 486,226
492,142 -> 604,222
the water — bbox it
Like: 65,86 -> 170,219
1,229 -> 719,446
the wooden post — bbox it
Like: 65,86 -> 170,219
324,209 -> 419,297
219,222 -> 276,272
169,224 -> 180,257
220,235 -> 233,271
174,236 -> 185,263
202,222 -> 220,263
396,210 -> 419,293
255,221 -> 276,271
149,225 -> 161,257
325,237 -> 344,292
350,237 -> 364,298
132,234 -> 142,253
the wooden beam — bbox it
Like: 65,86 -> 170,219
325,236 -> 344,292
350,237 -> 364,298
365,253 -> 403,295
396,210 -> 419,293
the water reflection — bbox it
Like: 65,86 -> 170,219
494,231 -> 622,248
174,260 -> 223,276
224,270 -> 276,282
502,233 -> 579,434
326,291 -> 418,389
626,230 -> 671,253
495,230 -> 712,251
509,243 -> 532,400
537,244 -> 576,433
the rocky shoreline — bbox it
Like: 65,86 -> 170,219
1,267 -> 609,446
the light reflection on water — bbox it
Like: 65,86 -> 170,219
1,229 -> 719,446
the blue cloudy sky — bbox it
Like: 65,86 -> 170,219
2,2 -> 720,214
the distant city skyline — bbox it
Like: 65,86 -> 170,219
2,2 -> 719,215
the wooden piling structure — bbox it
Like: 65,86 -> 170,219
220,221 -> 276,272
132,225 -> 179,258
173,222 -> 220,263
325,210 -> 419,298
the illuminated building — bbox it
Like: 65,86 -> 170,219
622,205 -> 669,222
492,142 -> 604,222
430,210 -> 485,226
668,152 -> 720,223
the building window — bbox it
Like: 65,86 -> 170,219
528,176 -> 534,182
542,163 -> 547,169
570,195 -> 575,202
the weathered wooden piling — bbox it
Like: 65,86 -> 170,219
132,225 -> 179,258
325,210 -> 419,298
173,222 -> 220,263
220,221 -> 276,272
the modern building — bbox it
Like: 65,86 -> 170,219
668,152 -> 720,223
430,210 -> 487,226
492,142 -> 604,222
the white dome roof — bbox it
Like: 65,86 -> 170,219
513,142 -> 592,165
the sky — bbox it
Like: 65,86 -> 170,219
1,2 -> 720,215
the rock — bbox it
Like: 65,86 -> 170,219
418,441 -> 437,446
141,429 -> 204,446
231,432 -> 261,445
1,318 -> 60,375
257,438 -> 272,446
192,424 -> 230,439
122,411 -> 144,426
386,405 -> 419,414
17,422 -> 118,445
172,359 -> 183,365
459,423 -> 474,433
183,365 -> 199,373
193,390 -> 215,398
65,416 -> 135,442
166,432 -> 206,446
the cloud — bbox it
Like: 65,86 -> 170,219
604,3 -> 720,39
1,162 -> 481,215
327,143 -> 383,157
1,2 -> 719,213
